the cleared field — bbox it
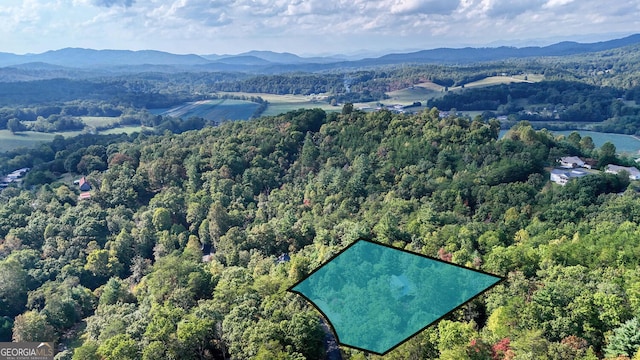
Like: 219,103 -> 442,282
161,76 -> 546,120
220,92 -> 328,103
212,92 -> 337,117
498,129 -> 640,155
263,102 -> 338,117
153,99 -> 260,121
415,81 -> 446,92
99,126 -> 146,135
386,86 -> 441,105
0,126 -> 145,153
460,75 -> 544,89
553,130 -> 640,155
80,116 -> 121,127
0,130 -> 60,152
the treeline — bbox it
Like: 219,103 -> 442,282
2,107 -> 640,359
0,78 -> 201,108
0,101 -> 125,132
0,99 -> 226,133
210,73 -> 345,95
210,93 -> 268,119
427,80 -> 637,123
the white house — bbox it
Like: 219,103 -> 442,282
605,165 -> 640,180
560,156 -> 586,169
0,168 -> 30,188
550,168 -> 589,185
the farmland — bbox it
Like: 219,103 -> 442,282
149,99 -> 260,121
219,92 -> 339,117
385,86 -> 441,104
150,93 -> 341,119
459,74 -> 544,89
0,126 -> 146,153
80,116 -> 122,128
145,75 -> 547,121
0,130 -> 63,153
354,76 -> 545,113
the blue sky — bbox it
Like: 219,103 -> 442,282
1,0 -> 639,56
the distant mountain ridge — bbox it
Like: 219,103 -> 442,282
370,34 -> 640,64
1,34 -> 640,74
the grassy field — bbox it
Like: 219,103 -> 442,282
499,129 -> 640,155
263,102 -> 339,117
0,130 -> 61,152
151,99 -> 261,121
458,74 -> 544,89
0,125 -> 146,153
80,116 -> 122,127
214,92 -> 339,117
157,76 -> 547,120
355,75 -> 545,111
385,86 -> 441,105
414,81 -> 446,92
553,130 -> 640,155
100,126 -> 146,135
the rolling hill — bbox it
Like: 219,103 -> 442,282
1,34 -> 640,75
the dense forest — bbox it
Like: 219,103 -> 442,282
2,106 -> 640,359
427,81 -> 630,122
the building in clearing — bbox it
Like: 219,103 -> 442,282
559,156 -> 586,169
1,168 -> 30,188
605,165 -> 640,180
550,168 -> 590,185
78,177 -> 91,191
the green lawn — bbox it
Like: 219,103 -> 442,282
99,126 -> 146,135
458,75 -> 544,90
385,86 -> 441,105
213,92 -> 338,117
263,102 -> 338,117
151,99 -> 261,121
0,130 -> 72,152
80,116 -> 122,127
0,126 -> 146,153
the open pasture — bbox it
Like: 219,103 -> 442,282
80,116 -> 122,127
460,74 -> 544,89
0,130 -> 60,152
386,86 -> 441,105
153,99 -> 260,121
0,125 -> 145,153
216,92 -> 337,117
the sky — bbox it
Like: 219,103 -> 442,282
1,0 -> 639,56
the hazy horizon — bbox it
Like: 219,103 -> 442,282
1,0 -> 639,56
2,32 -> 638,59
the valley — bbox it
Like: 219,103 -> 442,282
3,34 -> 640,359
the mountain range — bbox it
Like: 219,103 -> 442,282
1,34 -> 640,76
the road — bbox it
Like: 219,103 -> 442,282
321,319 -> 343,360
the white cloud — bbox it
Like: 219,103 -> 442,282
481,0 -> 546,18
390,0 -> 461,15
543,0 -> 574,8
92,0 -> 134,7
0,0 -> 639,55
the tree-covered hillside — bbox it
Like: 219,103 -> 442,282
1,107 -> 640,359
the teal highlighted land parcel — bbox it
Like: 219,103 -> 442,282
289,239 -> 504,355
